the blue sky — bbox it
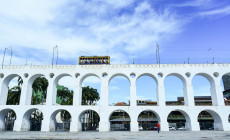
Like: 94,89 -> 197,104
2,0 -> 230,104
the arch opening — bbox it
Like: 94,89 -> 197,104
136,75 -> 157,106
6,76 -> 23,105
109,76 -> 130,106
192,75 -> 213,106
81,76 -> 101,105
165,75 -> 185,106
220,73 -> 230,105
21,109 -> 43,131
198,110 -> 223,131
167,111 -> 190,131
79,110 -> 100,131
138,111 -> 159,131
0,74 -> 22,105
109,110 -> 130,131
31,76 -> 49,105
50,110 -> 71,132
55,75 -> 73,105
0,109 -> 16,131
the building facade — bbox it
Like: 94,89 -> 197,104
0,63 -> 230,132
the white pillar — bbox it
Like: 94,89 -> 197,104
159,114 -> 168,131
73,78 -> 81,106
99,76 -> 109,132
100,77 -> 109,107
13,113 -> 23,131
41,113 -> 51,131
189,114 -> 200,131
0,79 -> 7,105
220,114 -> 230,131
130,79 -> 136,107
184,80 -> 195,106
19,79 -> 30,105
157,79 -> 165,106
70,112 -> 79,132
130,110 -> 138,131
46,78 -> 55,106
211,80 -> 224,106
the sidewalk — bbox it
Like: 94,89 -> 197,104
0,131 -> 230,140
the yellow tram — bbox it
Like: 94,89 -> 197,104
79,56 -> 110,65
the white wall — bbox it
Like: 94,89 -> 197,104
0,63 -> 229,132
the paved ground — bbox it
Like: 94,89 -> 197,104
0,131 -> 230,140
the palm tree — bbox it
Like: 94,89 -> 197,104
31,77 -> 48,105
82,86 -> 100,105
40,77 -> 48,105
7,76 -> 23,105
7,86 -> 21,105
32,78 -> 42,105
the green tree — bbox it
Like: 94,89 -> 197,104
7,76 -> 23,105
7,86 -> 21,105
82,86 -> 100,105
31,77 -> 48,105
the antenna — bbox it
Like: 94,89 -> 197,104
2,47 -> 13,69
52,45 -> 59,68
156,43 -> 160,67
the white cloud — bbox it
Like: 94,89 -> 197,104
110,86 -> 121,90
171,0 -> 213,7
199,5 -> 230,16
82,76 -> 100,86
0,0 -> 186,65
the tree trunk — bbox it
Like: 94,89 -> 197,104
35,91 -> 38,105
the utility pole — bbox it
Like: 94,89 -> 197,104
52,45 -> 59,68
156,43 -> 160,67
2,47 -> 13,69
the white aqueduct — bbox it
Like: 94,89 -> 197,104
0,64 -> 230,132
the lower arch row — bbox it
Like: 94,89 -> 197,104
0,109 -> 229,131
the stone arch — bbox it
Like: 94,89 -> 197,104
109,73 -> 130,85
197,109 -> 223,131
109,74 -> 130,106
167,109 -> 191,131
136,74 -> 158,106
50,109 -> 72,132
78,109 -> 100,131
0,108 -> 16,131
136,73 -> 158,84
192,73 -> 215,106
109,109 -> 131,131
21,108 -> 43,131
52,73 -> 72,105
220,72 -> 230,105
0,74 -> 23,105
25,74 -> 45,105
164,73 -> 186,106
80,73 -> 101,106
137,110 -> 160,131
80,73 -> 101,85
